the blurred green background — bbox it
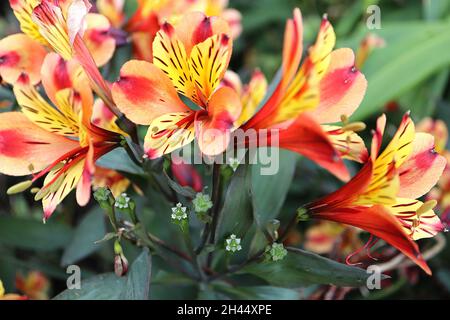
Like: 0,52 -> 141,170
1,0 -> 450,299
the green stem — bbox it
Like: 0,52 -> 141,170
206,164 -> 222,267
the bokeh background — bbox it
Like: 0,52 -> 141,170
1,0 -> 450,299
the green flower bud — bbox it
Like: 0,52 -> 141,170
265,243 -> 287,262
192,193 -> 213,213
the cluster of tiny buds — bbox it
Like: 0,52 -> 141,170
225,234 -> 242,252
192,192 -> 213,213
171,202 -> 188,221
115,193 -> 131,209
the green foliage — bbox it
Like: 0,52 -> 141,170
242,248 -> 373,288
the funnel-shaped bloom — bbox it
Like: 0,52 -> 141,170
0,53 -> 122,220
125,0 -> 241,62
303,114 -> 447,274
8,0 -> 119,110
227,9 -> 368,180
113,12 -> 241,157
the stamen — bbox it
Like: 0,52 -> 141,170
417,200 -> 437,216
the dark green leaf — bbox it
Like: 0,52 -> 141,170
53,273 -> 126,300
121,248 -> 152,300
352,22 -> 450,120
0,216 -> 72,251
96,148 -> 144,175
242,247 -> 372,288
61,209 -> 106,266
217,164 -> 254,240
214,284 -> 300,300
164,170 -> 197,198
251,149 -> 298,224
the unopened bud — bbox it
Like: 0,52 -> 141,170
297,207 -> 310,221
7,180 -> 33,195
192,193 -> 213,213
265,243 -> 287,262
114,253 -> 129,277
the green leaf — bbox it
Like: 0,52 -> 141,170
53,273 -> 126,300
120,248 -> 152,300
423,0 -> 450,21
399,70 -> 449,119
0,216 -> 72,251
54,249 -> 152,300
352,22 -> 450,120
164,170 -> 197,198
217,164 -> 254,240
214,284 -> 300,300
96,147 -> 144,175
242,247 -> 372,288
61,209 -> 106,266
251,149 -> 298,224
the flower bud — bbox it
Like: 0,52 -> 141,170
114,253 -> 129,277
265,243 -> 287,262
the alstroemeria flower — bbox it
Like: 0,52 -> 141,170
15,271 -> 49,300
0,53 -> 122,220
113,12 -> 239,157
304,221 -> 362,256
417,118 -> 450,222
302,113 -> 447,274
125,0 -> 241,62
224,9 -> 368,180
8,0 -> 119,110
9,0 -> 117,67
0,33 -> 47,85
96,0 -> 125,28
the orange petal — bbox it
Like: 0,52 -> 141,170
32,1 -> 73,60
309,48 -> 367,124
9,0 -> 49,46
152,22 -> 200,104
83,13 -> 116,67
112,60 -> 189,125
0,112 -> 79,176
189,33 -> 232,102
398,132 -> 447,199
322,125 -> 368,163
277,113 -> 349,181
237,69 -> 268,126
144,111 -> 196,159
96,0 -> 125,28
13,74 -> 81,138
390,198 -> 444,240
196,87 -> 242,156
0,34 -> 47,85
174,12 -> 230,54
416,118 -> 448,154
41,53 -> 92,110
313,205 -> 431,275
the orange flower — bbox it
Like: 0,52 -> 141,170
15,271 -> 49,300
125,0 -> 241,62
229,9 -> 368,180
8,0 -> 118,110
113,12 -> 240,157
302,113 -> 447,274
0,53 -> 122,220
